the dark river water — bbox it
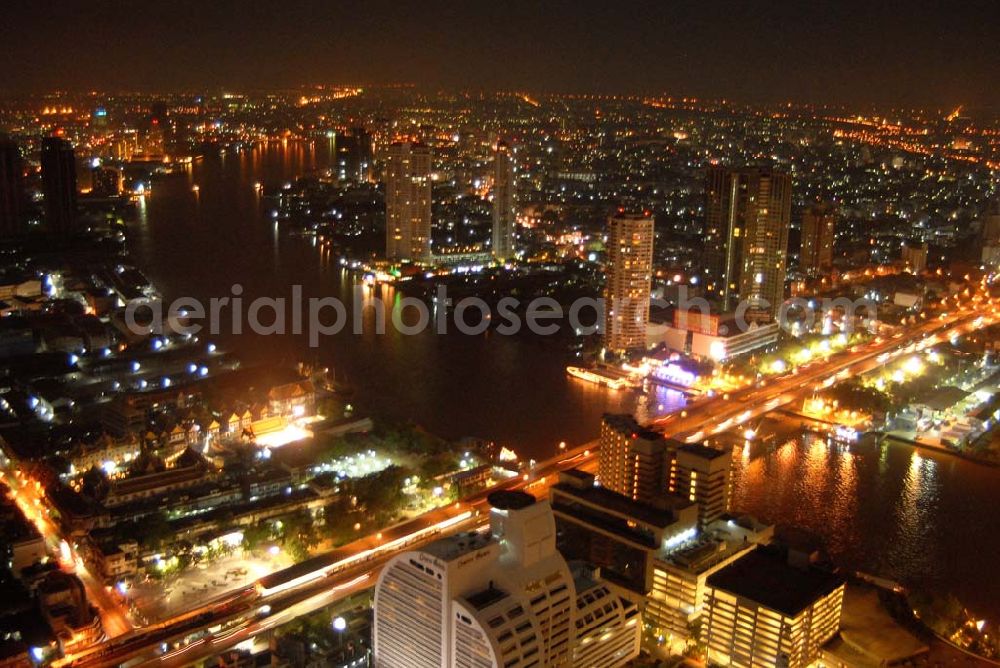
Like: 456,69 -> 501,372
129,141 -> 1000,620
131,142 -> 660,454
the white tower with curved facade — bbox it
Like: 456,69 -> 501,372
373,491 -> 639,668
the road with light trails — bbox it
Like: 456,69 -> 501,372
63,446 -> 598,667
654,301 -> 1000,442
137,573 -> 376,668
0,469 -> 133,638
148,452 -> 602,668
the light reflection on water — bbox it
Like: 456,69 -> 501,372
134,141 -> 684,459
881,452 -> 940,585
733,434 -> 1000,619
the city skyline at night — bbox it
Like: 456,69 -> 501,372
0,4 -> 999,667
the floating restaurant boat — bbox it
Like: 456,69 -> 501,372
566,366 -> 636,390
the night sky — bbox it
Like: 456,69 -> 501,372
2,0 -> 998,107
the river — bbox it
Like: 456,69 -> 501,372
129,141 -> 1000,620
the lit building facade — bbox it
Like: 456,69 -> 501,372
91,165 -> 122,197
604,212 -> 654,353
982,198 -> 1000,267
704,166 -> 791,321
571,564 -> 642,668
336,127 -> 374,183
597,414 -> 668,505
670,444 -> 733,528
491,140 -> 516,260
385,141 -> 433,262
373,490 -> 640,668
550,468 -> 777,653
646,518 -> 773,642
800,201 -> 837,275
648,308 -> 780,361
701,548 -> 845,668
598,415 -> 734,528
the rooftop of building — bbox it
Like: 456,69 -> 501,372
266,379 -> 315,401
677,443 -> 729,461
108,448 -> 209,497
717,513 -> 772,532
559,468 -> 592,484
602,413 -> 663,443
487,489 -> 535,511
657,516 -> 774,572
552,470 -> 694,530
706,546 -> 844,617
609,210 -> 654,221
665,537 -> 739,572
423,530 -> 494,562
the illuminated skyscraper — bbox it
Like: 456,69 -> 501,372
373,491 -> 640,668
145,101 -> 168,156
491,140 -> 516,260
597,414 -> 669,504
604,212 -> 654,353
41,137 -> 77,237
598,414 -> 733,530
91,106 -> 109,131
799,201 -> 837,275
385,142 -> 433,262
0,137 -> 25,238
704,166 -> 791,321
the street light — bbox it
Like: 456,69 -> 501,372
333,616 -> 347,649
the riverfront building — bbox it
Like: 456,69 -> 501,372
604,212 -> 655,353
598,414 -> 733,527
702,547 -> 844,668
385,141 -> 433,262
